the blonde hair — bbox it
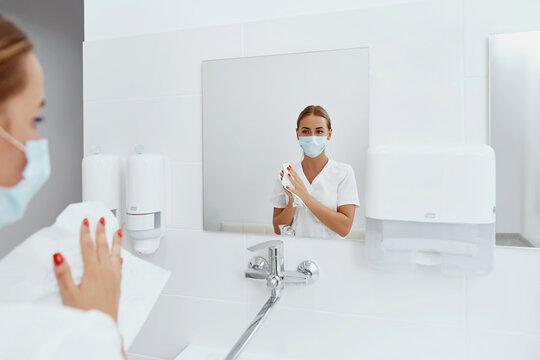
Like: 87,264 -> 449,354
0,14 -> 33,106
296,105 -> 332,130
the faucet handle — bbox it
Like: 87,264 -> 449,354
247,240 -> 283,252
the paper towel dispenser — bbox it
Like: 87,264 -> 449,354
82,149 -> 121,217
365,145 -> 496,275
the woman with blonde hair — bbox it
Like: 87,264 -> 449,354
0,14 -> 125,359
272,105 -> 360,239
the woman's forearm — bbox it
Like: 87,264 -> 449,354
273,204 -> 295,234
303,195 -> 352,237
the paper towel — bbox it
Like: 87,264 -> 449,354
281,163 -> 305,208
0,201 -> 170,348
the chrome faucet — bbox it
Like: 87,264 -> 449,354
246,240 -> 319,294
246,240 -> 284,295
225,240 -> 319,360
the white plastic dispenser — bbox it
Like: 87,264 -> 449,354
82,149 -> 121,216
365,145 -> 496,275
126,145 -> 165,255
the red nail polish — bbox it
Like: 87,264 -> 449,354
121,258 -> 124,265
83,218 -> 89,227
288,173 -> 291,177
53,252 -> 64,266
100,217 -> 105,226
117,229 -> 123,238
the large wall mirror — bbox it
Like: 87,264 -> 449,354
202,48 -> 369,240
490,31 -> 540,248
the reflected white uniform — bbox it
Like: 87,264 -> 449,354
272,159 -> 360,239
0,303 -> 123,359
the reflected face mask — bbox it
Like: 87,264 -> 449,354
299,136 -> 328,158
0,126 -> 51,229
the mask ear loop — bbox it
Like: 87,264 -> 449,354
0,126 -> 25,152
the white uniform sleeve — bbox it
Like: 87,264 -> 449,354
337,165 -> 360,208
0,304 -> 124,360
51,310 -> 124,360
271,176 -> 288,208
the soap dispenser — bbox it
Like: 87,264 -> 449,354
125,145 -> 165,254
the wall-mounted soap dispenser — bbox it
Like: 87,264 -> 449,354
125,145 -> 165,255
365,145 -> 496,275
82,148 -> 121,217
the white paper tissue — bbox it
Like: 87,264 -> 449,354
0,201 -> 170,348
281,163 -> 305,208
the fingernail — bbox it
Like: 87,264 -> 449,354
100,217 -> 105,226
53,252 -> 64,266
117,229 -> 123,238
121,258 -> 124,265
83,218 -> 89,227
288,173 -> 291,177
286,186 -> 290,189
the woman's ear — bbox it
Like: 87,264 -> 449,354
296,128 -> 299,140
327,129 -> 332,140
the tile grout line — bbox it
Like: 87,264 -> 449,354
461,0 -> 467,145
466,327 -> 540,338
241,23 -> 245,57
160,292 -> 246,306
86,93 -> 202,104
243,232 -> 249,329
464,274 -> 469,360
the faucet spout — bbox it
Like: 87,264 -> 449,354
224,291 -> 280,360
228,241 -> 319,359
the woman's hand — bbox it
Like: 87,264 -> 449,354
52,217 -> 123,322
280,170 -> 294,205
284,165 -> 310,201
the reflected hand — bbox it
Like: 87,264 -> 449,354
280,170 -> 294,205
284,165 -> 310,201
53,217 -> 123,322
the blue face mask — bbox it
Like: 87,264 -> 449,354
0,127 -> 51,229
299,136 -> 328,158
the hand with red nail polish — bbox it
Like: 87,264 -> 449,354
53,217 -> 124,323
279,170 -> 294,205
284,167 -> 309,201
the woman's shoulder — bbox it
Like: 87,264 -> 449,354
327,159 -> 354,177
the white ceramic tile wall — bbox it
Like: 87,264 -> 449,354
463,77 -> 488,145
245,304 -> 466,360
84,0 -> 425,41
83,0 -> 540,359
466,330 -> 540,360
464,0 -> 540,77
83,26 -> 243,102
243,0 -> 465,147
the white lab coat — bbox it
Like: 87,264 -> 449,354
273,159 -> 360,238
0,302 -> 124,359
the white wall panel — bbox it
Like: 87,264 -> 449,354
464,0 -> 540,76
85,0 -> 424,41
244,0 -> 465,146
84,25 -> 243,101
